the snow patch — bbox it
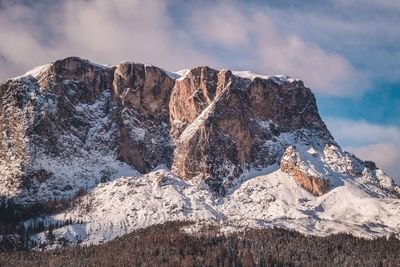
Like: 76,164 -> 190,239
24,64 -> 51,78
232,71 -> 299,84
175,69 -> 191,81
11,64 -> 51,80
232,70 -> 270,80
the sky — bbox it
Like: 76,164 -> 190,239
0,0 -> 399,183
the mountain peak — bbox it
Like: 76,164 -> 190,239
1,57 -> 397,200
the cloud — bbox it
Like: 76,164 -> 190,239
325,118 -> 400,183
0,0 -> 368,97
0,1 -> 60,78
264,1 -> 400,85
348,144 -> 400,185
325,118 -> 400,147
330,0 -> 400,10
190,4 -> 250,49
0,0 -> 215,81
61,0 -> 214,69
187,2 -> 368,96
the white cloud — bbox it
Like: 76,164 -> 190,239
325,118 -> 400,147
188,3 -> 368,96
61,0 -> 214,69
325,118 -> 400,183
264,1 -> 400,85
0,0 -> 215,81
348,144 -> 400,185
0,0 -> 368,97
190,4 -> 250,49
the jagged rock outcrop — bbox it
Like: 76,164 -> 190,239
169,67 -> 224,139
0,57 -> 175,201
112,62 -> 175,172
0,57 -> 398,201
171,68 -> 332,193
280,145 -> 331,196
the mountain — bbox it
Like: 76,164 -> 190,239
0,57 -> 399,248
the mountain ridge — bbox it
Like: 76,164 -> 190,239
0,57 -> 399,248
0,56 -> 330,199
1,56 -> 398,198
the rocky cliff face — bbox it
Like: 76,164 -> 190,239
0,57 -> 398,202
0,57 -> 175,201
170,67 -> 333,194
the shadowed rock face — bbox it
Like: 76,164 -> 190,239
112,62 -> 175,172
1,57 -> 396,200
0,57 -> 175,200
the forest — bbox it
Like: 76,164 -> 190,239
0,221 -> 399,266
0,195 -> 83,251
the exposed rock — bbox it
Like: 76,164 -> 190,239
171,68 -> 332,194
112,62 -> 175,172
280,145 -> 331,196
0,57 -> 175,200
248,78 -> 329,133
38,57 -> 115,103
113,62 -> 175,116
169,67 -> 225,139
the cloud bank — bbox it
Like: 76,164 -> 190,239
188,3 -> 367,96
326,118 -> 400,147
265,0 -> 400,85
0,0 -> 368,96
0,0 -> 214,81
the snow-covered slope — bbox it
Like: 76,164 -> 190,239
31,131 -> 400,248
32,166 -> 400,248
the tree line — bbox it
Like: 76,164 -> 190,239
0,221 -> 399,266
0,193 -> 85,252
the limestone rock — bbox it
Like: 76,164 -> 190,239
171,68 -> 332,194
112,62 -> 175,173
280,145 -> 331,196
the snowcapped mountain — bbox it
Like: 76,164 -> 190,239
0,57 -> 399,248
